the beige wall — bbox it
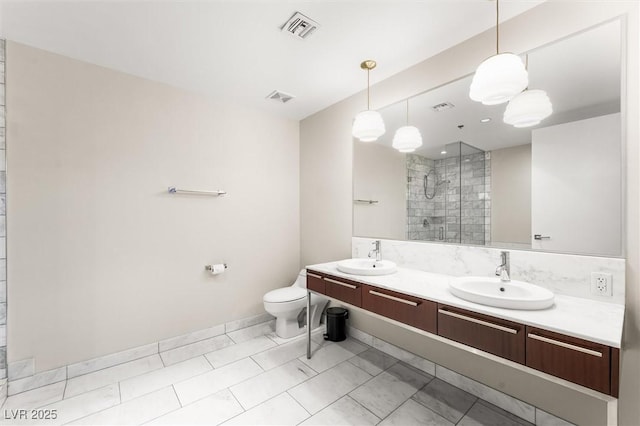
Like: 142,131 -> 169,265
300,2 -> 640,424
491,144 -> 531,245
7,42 -> 300,371
353,142 -> 405,240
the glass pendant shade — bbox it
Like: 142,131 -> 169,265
392,125 -> 423,153
352,110 -> 386,142
469,53 -> 528,105
503,89 -> 553,128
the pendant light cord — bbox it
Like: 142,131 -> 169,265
406,100 -> 409,125
496,0 -> 500,54
367,68 -> 371,110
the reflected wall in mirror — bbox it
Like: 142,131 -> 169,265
353,20 -> 622,257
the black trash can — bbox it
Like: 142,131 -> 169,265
324,307 -> 349,342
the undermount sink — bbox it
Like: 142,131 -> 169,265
337,258 -> 397,276
449,276 -> 555,310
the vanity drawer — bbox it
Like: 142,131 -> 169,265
306,270 -> 326,294
324,275 -> 363,307
526,327 -> 612,395
363,285 -> 436,333
437,304 -> 525,364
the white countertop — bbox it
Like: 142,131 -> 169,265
306,262 -> 624,348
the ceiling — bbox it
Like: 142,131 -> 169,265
0,0 -> 543,120
375,19 -> 621,158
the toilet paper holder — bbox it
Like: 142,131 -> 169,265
205,263 -> 228,272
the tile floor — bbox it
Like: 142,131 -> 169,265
0,322 -> 544,425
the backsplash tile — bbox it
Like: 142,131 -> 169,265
352,237 -> 625,304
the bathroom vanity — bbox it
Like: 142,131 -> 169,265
305,263 -> 623,397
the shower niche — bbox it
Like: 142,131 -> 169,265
407,141 -> 489,245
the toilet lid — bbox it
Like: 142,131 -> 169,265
263,287 -> 307,303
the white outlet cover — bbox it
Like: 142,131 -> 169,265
591,272 -> 613,296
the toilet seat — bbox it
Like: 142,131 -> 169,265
263,287 -> 306,303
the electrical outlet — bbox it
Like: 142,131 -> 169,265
591,272 -> 613,296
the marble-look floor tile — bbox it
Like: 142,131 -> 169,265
205,336 -> 276,368
67,343 -> 158,379
299,338 -> 368,373
379,399 -> 454,426
435,365 -> 535,423
348,347 -> 398,376
65,355 -> 164,398
148,388 -> 243,425
160,334 -> 234,366
412,378 -> 477,424
8,367 -> 66,396
8,359 -> 34,381
1,384 -> 120,425
251,336 -> 328,371
459,401 -> 533,426
535,409 -> 575,426
373,337 -> 436,376
173,357 -> 263,406
120,356 -> 211,402
159,324 -> 225,352
1,382 -> 65,411
299,395 -> 380,426
222,392 -> 309,426
227,320 -> 276,344
288,361 -> 371,414
349,362 -> 433,419
229,359 -> 316,409
69,386 -> 179,425
225,312 -> 273,333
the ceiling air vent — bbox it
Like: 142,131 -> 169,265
432,102 -> 455,112
266,90 -> 295,104
281,12 -> 320,40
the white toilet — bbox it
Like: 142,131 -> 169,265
263,269 -> 329,339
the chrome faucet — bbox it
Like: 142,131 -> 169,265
368,240 -> 382,261
495,251 -> 510,282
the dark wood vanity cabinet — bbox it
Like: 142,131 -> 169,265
306,269 -> 620,397
437,304 -> 526,364
306,271 -> 326,294
526,327 -> 618,396
324,275 -> 363,307
306,271 -> 363,307
362,284 -> 437,333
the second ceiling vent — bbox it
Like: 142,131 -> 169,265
281,12 -> 320,40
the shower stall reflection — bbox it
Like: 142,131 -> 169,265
406,141 -> 489,245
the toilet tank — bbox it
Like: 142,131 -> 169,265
292,269 -> 307,288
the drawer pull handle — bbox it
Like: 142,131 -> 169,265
307,272 -> 322,279
527,333 -> 603,358
438,309 -> 518,334
369,290 -> 419,306
324,278 -> 357,289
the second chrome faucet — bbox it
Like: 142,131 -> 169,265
368,240 -> 382,261
495,251 -> 510,282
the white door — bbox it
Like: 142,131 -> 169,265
531,113 -> 621,255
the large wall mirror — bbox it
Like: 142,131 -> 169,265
353,20 -> 623,257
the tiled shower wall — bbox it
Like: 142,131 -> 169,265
0,39 -> 6,379
407,151 -> 490,246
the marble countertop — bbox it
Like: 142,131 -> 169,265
306,261 -> 624,348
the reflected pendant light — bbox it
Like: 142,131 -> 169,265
352,60 -> 386,142
504,89 -> 553,128
393,100 -> 422,153
504,56 -> 553,128
469,0 -> 528,105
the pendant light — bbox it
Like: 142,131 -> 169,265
393,99 -> 422,153
352,60 -> 385,142
504,56 -> 552,127
469,0 -> 528,105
